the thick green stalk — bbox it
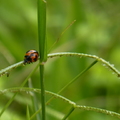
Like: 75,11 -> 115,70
37,0 -> 47,120
40,65 -> 45,119
38,0 -> 47,62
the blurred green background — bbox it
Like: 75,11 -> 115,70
0,0 -> 120,120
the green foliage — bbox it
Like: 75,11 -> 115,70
0,0 -> 120,120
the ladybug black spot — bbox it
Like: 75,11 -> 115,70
24,50 -> 39,64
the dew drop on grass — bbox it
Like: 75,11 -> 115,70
111,64 -> 114,67
2,89 -> 7,94
102,64 -> 106,67
33,89 -> 36,92
26,91 -> 29,94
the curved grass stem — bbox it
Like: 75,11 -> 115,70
1,87 -> 120,119
0,52 -> 120,77
48,52 -> 120,77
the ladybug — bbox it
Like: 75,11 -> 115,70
24,50 -> 39,64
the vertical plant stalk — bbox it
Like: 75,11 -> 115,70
38,0 -> 47,120
38,0 -> 47,62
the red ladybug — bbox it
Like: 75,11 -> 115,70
24,50 -> 39,64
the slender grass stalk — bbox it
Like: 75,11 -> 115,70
57,60 -> 98,94
29,60 -> 97,119
46,60 -> 98,103
48,20 -> 76,52
37,0 -> 47,120
26,105 -> 30,120
0,93 -> 17,116
46,60 -> 97,119
62,107 -> 75,120
28,79 -> 41,120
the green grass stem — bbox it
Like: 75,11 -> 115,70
37,0 -> 47,120
1,87 -> 120,119
48,52 -> 120,77
26,105 -> 30,120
